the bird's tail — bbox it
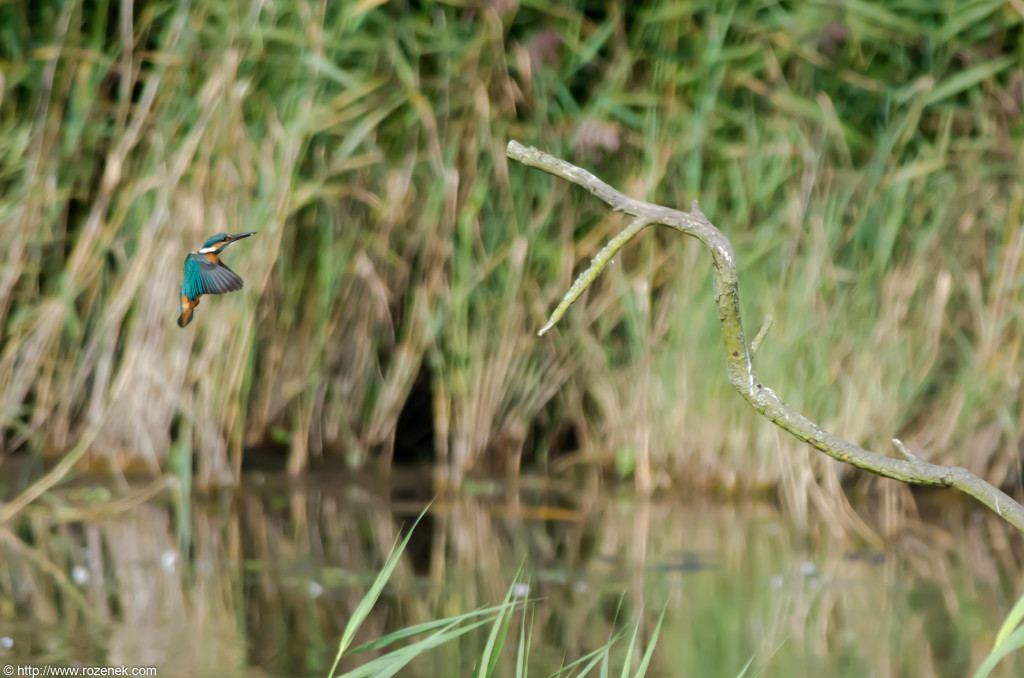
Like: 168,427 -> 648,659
178,306 -> 194,327
178,295 -> 200,328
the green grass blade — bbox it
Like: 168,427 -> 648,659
922,56 -> 1014,108
515,605 -> 533,678
547,624 -> 630,677
631,604 -> 666,678
347,603 -> 522,655
619,613 -> 642,678
973,625 -> 1024,678
327,505 -> 430,678
547,639 -> 620,678
476,567 -> 524,678
937,0 -> 1005,43
994,589 -> 1024,647
339,617 -> 496,678
484,599 -> 517,677
567,645 -> 614,677
734,654 -> 756,678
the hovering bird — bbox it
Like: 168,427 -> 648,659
178,232 -> 256,328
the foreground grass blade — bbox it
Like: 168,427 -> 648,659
515,606 -> 533,678
973,626 -> 1024,678
631,605 -> 666,678
994,589 -> 1024,647
475,569 -> 523,678
327,505 -> 430,678
347,604 -> 526,655
569,642 -> 617,677
547,626 -> 629,677
734,654 -> 756,678
339,617 -> 496,678
974,588 -> 1024,678
619,609 -> 643,678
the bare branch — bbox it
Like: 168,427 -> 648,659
892,438 -> 922,463
539,216 -> 650,336
751,315 -> 774,356
507,139 -> 1024,534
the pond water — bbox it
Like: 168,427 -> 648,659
0,468 -> 1020,677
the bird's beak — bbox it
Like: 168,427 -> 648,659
227,232 -> 256,243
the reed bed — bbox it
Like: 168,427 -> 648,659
1,1 -> 1023,503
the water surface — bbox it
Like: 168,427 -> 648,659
0,468 -> 1019,677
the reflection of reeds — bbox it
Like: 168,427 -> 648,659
1,483 -> 1022,675
2,481 -> 1015,675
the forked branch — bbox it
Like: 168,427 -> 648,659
507,139 -> 1024,534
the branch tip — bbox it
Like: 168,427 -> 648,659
751,315 -> 774,355
506,140 -> 526,157
537,216 -> 651,335
892,438 -> 922,463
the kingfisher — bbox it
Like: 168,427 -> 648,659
178,232 -> 256,328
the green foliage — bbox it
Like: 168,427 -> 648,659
327,507 -> 664,677
974,588 -> 1024,678
1,0 -> 1023,501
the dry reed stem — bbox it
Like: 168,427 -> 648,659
507,139 -> 1024,535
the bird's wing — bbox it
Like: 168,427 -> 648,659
181,253 -> 244,299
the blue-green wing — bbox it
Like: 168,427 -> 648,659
181,253 -> 244,300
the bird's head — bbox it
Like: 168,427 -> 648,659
198,232 -> 256,254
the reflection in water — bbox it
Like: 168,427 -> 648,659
0,470 -> 1021,677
